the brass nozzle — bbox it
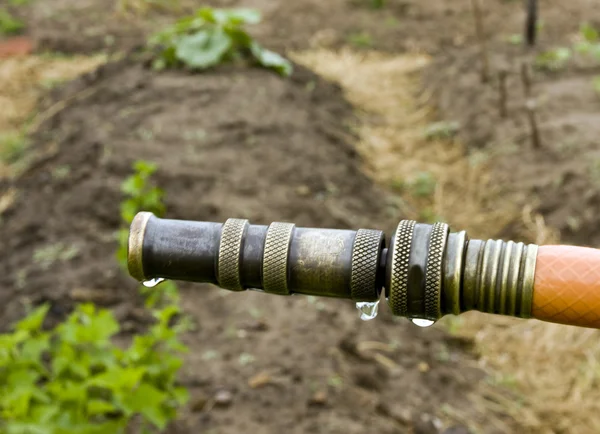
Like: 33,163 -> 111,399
127,213 -> 538,321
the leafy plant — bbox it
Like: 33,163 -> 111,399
574,23 -> 600,59
534,47 -> 571,71
0,8 -> 24,35
0,132 -> 28,164
33,243 -> 79,270
410,171 -> 437,198
117,161 -> 180,307
347,31 -> 373,48
370,0 -> 385,9
423,121 -> 460,141
593,76 -> 600,96
0,303 -> 188,434
150,7 -> 292,76
117,161 -> 165,268
117,0 -> 180,16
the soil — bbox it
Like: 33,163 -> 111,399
2,0 -> 600,432
0,57 -> 499,432
9,0 -> 593,56
423,1 -> 600,246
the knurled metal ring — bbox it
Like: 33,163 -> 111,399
388,220 -> 416,316
425,222 -> 449,320
351,229 -> 384,302
263,222 -> 295,295
218,218 -> 248,291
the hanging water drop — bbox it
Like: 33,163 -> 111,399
356,300 -> 380,321
142,277 -> 165,288
411,318 -> 435,328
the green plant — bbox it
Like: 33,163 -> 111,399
593,75 -> 600,95
150,7 -> 292,76
423,121 -> 460,141
580,22 -> 599,43
534,47 -> 571,71
0,303 -> 188,434
0,8 -> 24,35
117,0 -> 180,15
117,161 -> 181,307
0,132 -> 28,164
33,243 -> 79,270
410,172 -> 437,199
347,31 -> 373,48
370,0 -> 385,8
117,161 -> 165,268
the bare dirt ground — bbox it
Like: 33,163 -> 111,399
2,0 -> 600,433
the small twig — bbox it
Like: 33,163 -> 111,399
525,99 -> 541,149
498,69 -> 508,118
525,0 -> 538,47
520,62 -> 532,98
470,0 -> 490,83
520,62 -> 541,148
28,85 -> 100,134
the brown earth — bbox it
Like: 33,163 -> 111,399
2,0 -> 600,432
424,3 -> 600,247
10,0 -> 594,56
0,57 -> 508,432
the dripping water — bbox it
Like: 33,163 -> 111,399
411,318 -> 435,328
355,300 -> 380,321
142,277 -> 165,288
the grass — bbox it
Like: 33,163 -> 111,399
347,32 -> 373,48
0,55 -> 106,177
0,131 -> 28,164
0,8 -> 24,35
116,0 -> 180,16
33,242 -> 80,270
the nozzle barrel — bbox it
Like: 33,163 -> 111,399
128,212 -> 538,322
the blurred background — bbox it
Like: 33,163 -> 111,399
1,0 -> 600,433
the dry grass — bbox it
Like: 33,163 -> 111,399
294,48 -> 598,433
116,0 -> 181,16
292,49 -> 519,239
0,54 -> 105,177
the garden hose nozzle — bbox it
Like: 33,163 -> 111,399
128,212 -> 600,329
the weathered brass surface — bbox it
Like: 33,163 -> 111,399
127,211 -> 152,282
263,222 -> 295,295
388,220 -> 416,316
443,231 -> 467,315
128,213 -> 539,320
424,222 -> 449,320
217,218 -> 248,291
350,229 -> 385,302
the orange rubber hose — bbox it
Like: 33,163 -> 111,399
533,245 -> 600,329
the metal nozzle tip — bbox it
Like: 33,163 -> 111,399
127,212 -> 153,282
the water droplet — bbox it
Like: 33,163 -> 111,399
142,278 -> 165,288
411,318 -> 435,328
356,301 -> 379,321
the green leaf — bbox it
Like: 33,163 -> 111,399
175,29 -> 232,69
173,387 -> 189,405
20,334 -> 50,363
593,76 -> 600,95
89,366 -> 146,390
133,160 -> 157,176
15,304 -> 50,333
581,23 -> 599,43
215,8 -> 261,25
250,44 -> 293,76
30,404 -> 60,423
86,399 -> 117,416
122,383 -> 168,429
0,8 -> 24,35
